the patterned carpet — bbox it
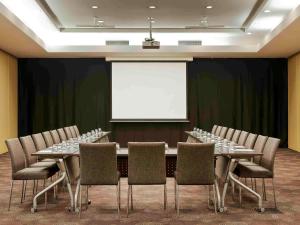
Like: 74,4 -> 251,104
1,148 -> 300,225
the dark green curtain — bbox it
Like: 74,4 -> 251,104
18,58 -> 111,135
18,58 -> 288,147
188,58 -> 288,146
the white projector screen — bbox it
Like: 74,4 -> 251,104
111,62 -> 187,120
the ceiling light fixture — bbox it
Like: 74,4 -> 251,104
92,5 -> 98,9
149,5 -> 156,9
264,9 -> 271,13
98,20 -> 104,23
206,5 -> 213,9
247,32 -> 252,35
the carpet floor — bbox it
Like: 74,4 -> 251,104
1,148 -> 300,225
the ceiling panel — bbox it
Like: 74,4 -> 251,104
44,0 -> 258,29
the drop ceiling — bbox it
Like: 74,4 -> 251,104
0,0 -> 299,58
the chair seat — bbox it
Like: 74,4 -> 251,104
234,164 -> 273,178
30,161 -> 59,173
13,167 -> 56,180
174,171 -> 214,185
238,160 -> 257,166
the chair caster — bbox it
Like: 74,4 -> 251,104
218,207 -> 226,212
31,208 -> 37,213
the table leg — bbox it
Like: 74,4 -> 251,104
31,172 -> 66,213
228,171 -> 264,212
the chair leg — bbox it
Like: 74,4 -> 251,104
272,179 -> 277,209
118,181 -> 121,209
79,185 -> 82,218
130,185 -> 133,210
239,185 -> 242,207
43,179 -> 47,209
8,180 -> 14,211
23,180 -> 27,201
208,185 -> 211,208
21,181 -> 25,203
213,184 -> 217,213
86,186 -> 89,209
176,184 -> 180,216
164,184 -> 167,210
116,184 -> 120,217
127,185 -> 130,217
262,179 -> 267,201
32,180 -> 36,196
174,179 -> 177,209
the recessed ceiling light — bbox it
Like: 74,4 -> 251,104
206,5 -> 213,9
264,9 -> 271,13
150,20 -> 155,23
148,5 -> 156,9
91,5 -> 98,9
98,20 -> 104,23
247,32 -> 252,35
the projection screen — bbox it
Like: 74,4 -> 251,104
111,62 -> 187,121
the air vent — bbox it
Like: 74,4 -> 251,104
106,40 -> 129,46
178,40 -> 202,46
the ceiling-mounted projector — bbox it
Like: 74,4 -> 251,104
143,18 -> 160,49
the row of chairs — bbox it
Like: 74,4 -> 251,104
78,141 -> 217,217
211,124 -> 280,208
6,125 -> 81,210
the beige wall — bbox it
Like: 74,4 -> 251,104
288,53 -> 300,152
0,50 -> 18,154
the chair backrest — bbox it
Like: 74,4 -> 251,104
176,142 -> 215,185
69,126 -> 77,138
219,127 -> 228,138
260,137 -> 280,173
211,125 -> 218,134
128,142 -> 166,185
215,126 -> 222,136
231,130 -> 241,143
32,133 -> 47,151
50,130 -> 61,144
19,135 -> 38,166
80,143 -> 118,185
73,125 -> 80,137
237,131 -> 249,146
244,133 -> 258,149
64,127 -> 73,140
5,138 -> 26,175
42,131 -> 54,147
253,135 -> 268,164
57,128 -> 67,141
225,128 -> 235,140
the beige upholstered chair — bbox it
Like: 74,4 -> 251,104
211,125 -> 218,134
6,138 -> 56,211
57,128 -> 67,141
127,142 -> 166,216
225,128 -> 235,140
32,133 -> 47,151
231,130 -> 241,143
73,125 -> 81,137
79,143 -> 120,217
69,126 -> 77,138
19,136 -> 57,169
219,127 -> 228,138
234,137 -> 280,209
237,131 -> 249,146
244,133 -> 258,149
50,130 -> 61,144
32,133 -> 55,162
64,127 -> 73,140
42,131 -> 54,147
215,126 -> 222,136
175,142 -> 217,215
253,135 -> 268,164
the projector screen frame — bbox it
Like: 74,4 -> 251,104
109,61 -> 189,123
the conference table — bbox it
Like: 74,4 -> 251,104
32,131 -> 264,213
